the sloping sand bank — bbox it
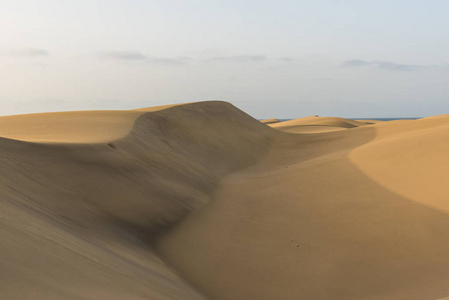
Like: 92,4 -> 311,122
2,102 -> 449,300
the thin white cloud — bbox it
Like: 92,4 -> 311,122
97,51 -> 190,65
342,59 -> 438,71
375,61 -> 426,71
146,57 -> 191,65
208,55 -> 266,63
279,57 -> 295,62
342,60 -> 372,67
4,48 -> 49,57
98,51 -> 146,60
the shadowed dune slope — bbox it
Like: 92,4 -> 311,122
0,101 -> 276,299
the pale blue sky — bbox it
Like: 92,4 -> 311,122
1,0 -> 449,118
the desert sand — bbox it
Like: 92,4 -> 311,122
1,101 -> 449,300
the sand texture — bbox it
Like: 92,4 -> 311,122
1,101 -> 449,299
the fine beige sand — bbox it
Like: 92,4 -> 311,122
1,101 -> 449,300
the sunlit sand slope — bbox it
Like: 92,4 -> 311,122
0,110 -> 143,143
350,116 -> 449,214
0,103 -> 186,143
158,114 -> 449,300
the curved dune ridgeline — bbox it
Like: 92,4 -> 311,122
2,101 -> 449,299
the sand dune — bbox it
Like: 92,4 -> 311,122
354,119 -> 386,125
0,110 -> 143,143
260,118 -> 281,124
0,103 -> 188,143
270,116 -> 367,133
1,101 -> 449,299
0,101 -> 275,299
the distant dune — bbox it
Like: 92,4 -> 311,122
260,118 -> 280,124
270,115 -> 367,133
1,101 -> 449,299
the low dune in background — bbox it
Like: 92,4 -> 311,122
1,101 -> 449,300
260,118 -> 280,124
270,115 -> 368,133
